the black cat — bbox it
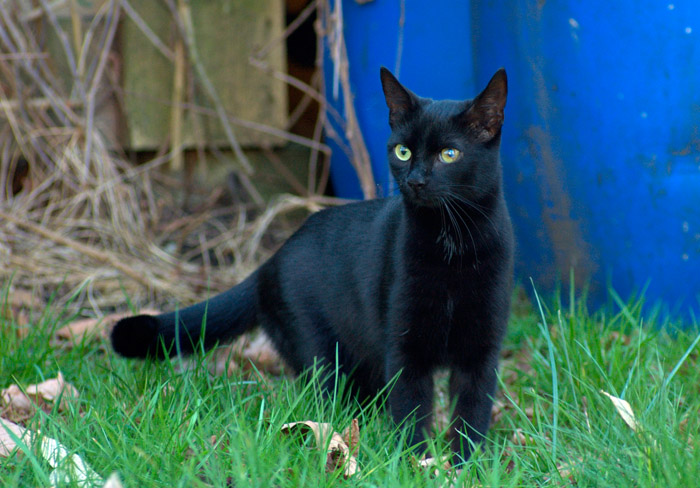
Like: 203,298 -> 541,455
111,67 -> 514,461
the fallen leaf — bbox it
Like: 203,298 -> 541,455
102,473 -> 124,488
56,317 -> 102,342
0,288 -> 39,336
281,420 -> 359,478
511,428 -> 529,446
178,332 -> 283,378
342,418 -> 360,455
1,384 -> 34,420
2,373 -> 80,418
15,310 -> 30,329
607,331 -> 632,346
281,420 -> 332,444
556,457 -> 582,483
25,372 -> 79,411
0,417 -> 31,457
242,333 -> 282,374
491,400 -> 505,424
600,391 -> 639,431
41,435 -> 102,487
1,418 -> 103,486
581,395 -> 592,433
2,288 -> 43,321
207,346 -> 240,377
411,455 -> 452,479
9,289 -> 38,309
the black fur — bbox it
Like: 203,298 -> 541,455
111,68 -> 514,461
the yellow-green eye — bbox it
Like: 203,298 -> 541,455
439,148 -> 461,164
394,144 -> 412,161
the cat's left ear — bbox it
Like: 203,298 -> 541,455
461,68 -> 508,143
380,67 -> 419,128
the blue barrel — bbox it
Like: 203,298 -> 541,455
472,1 -> 700,317
324,0 -> 476,199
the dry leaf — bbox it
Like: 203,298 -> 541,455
207,346 -> 240,377
0,288 -> 39,336
281,420 -> 333,444
2,417 -> 103,485
15,310 -> 30,329
55,317 -> 104,342
342,418 -> 360,455
600,390 -> 639,431
0,417 -> 31,457
511,428 -> 529,446
242,333 -> 282,374
1,288 -> 43,321
56,309 -> 161,343
413,456 -> 452,478
41,435 -> 102,486
102,473 -> 124,488
1,384 -> 34,420
491,399 -> 506,424
607,331 -> 632,346
281,420 -> 359,478
556,457 -> 582,483
25,372 -> 79,411
2,373 -> 79,418
177,332 -> 282,377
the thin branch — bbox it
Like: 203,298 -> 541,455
121,0 -> 175,61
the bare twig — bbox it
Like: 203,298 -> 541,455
319,0 -> 375,198
121,0 -> 174,61
181,101 -> 331,156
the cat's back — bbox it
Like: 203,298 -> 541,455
261,195 -> 402,306
284,196 -> 402,255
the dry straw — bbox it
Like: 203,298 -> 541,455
0,0 -> 369,316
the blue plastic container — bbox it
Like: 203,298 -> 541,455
325,1 -> 700,318
471,1 -> 700,317
324,0 -> 476,199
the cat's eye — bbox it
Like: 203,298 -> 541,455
439,148 -> 461,164
394,144 -> 412,161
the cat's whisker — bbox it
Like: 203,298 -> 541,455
444,185 -> 491,202
438,200 -> 448,238
437,197 -> 457,262
444,190 -> 497,229
454,200 -> 488,241
444,196 -> 478,264
438,196 -> 472,265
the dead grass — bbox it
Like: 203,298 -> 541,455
0,1 -> 363,315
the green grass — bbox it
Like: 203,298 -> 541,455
1,286 -> 699,487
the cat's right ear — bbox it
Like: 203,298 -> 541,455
461,68 -> 508,144
380,67 -> 418,128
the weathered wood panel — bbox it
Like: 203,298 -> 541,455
122,0 -> 288,150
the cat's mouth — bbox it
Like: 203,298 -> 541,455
403,187 -> 440,208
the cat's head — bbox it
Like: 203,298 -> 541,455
380,68 -> 507,209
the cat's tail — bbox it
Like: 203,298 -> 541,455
110,271 -> 259,359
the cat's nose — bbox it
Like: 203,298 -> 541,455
406,173 -> 426,190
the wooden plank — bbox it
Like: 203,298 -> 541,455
122,0 -> 288,150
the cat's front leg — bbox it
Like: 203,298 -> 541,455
448,355 -> 499,462
385,358 -> 434,451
